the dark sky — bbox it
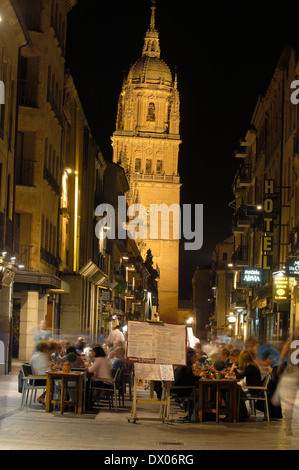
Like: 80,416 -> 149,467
66,0 -> 299,300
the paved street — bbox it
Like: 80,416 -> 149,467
0,361 -> 298,453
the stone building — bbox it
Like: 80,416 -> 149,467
0,0 -> 29,373
228,46 -> 299,343
112,4 -> 181,323
10,0 -> 77,362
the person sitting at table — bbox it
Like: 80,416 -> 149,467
111,346 -> 126,374
170,348 -> 200,418
255,343 -> 287,419
88,345 -> 113,387
30,340 -> 54,404
219,347 -> 231,368
228,349 -> 240,373
59,346 -> 86,368
233,350 -> 262,420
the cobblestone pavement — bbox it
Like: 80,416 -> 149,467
0,361 -> 298,452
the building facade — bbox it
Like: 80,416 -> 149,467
213,46 -> 299,344
112,4 -> 181,323
0,0 -> 29,373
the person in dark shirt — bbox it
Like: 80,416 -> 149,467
170,348 -> 200,418
233,350 -> 262,421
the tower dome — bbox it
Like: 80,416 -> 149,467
127,1 -> 173,86
128,56 -> 172,86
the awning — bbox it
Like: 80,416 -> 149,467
79,260 -> 108,286
13,271 -> 61,289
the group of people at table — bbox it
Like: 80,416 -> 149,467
28,323 -> 290,421
29,325 -> 127,406
169,338 -> 289,421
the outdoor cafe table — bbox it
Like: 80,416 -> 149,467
198,378 -> 238,423
46,370 -> 85,414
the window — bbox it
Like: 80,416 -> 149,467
135,158 -> 141,172
146,102 -> 155,122
156,160 -> 162,174
222,252 -> 227,261
145,159 -> 152,174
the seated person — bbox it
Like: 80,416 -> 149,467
30,340 -> 54,403
233,350 -> 262,420
170,348 -> 200,416
59,346 -> 86,368
88,345 -> 113,389
219,347 -> 231,368
256,344 -> 287,419
112,346 -> 126,374
228,349 -> 240,373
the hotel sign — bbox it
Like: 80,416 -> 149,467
285,259 -> 299,277
242,268 -> 262,284
273,275 -> 289,303
262,179 -> 275,270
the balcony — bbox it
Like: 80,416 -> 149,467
19,79 -> 38,108
50,15 -> 66,56
136,173 -> 180,184
43,166 -> 60,196
47,90 -> 63,127
233,163 -> 251,193
40,248 -> 60,268
231,245 -> 249,267
234,147 -> 247,158
233,206 -> 251,228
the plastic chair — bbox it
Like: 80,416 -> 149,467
20,363 -> 47,410
237,372 -> 271,422
89,368 -> 121,411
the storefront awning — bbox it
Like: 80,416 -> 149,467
79,260 -> 108,286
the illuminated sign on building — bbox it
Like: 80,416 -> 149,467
285,259 -> 299,277
262,179 -> 275,270
242,268 -> 262,283
273,274 -> 289,303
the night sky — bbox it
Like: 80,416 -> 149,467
66,0 -> 299,300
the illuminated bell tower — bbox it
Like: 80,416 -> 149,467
112,3 -> 181,323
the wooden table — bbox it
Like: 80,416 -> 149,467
198,379 -> 238,423
46,371 -> 85,414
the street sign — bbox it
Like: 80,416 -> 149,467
242,268 -> 262,284
273,274 -> 289,303
285,258 -> 299,277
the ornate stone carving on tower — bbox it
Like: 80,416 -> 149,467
112,2 -> 181,323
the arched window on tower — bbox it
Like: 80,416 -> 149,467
156,160 -> 162,174
135,158 -> 141,172
145,159 -> 152,174
147,102 -> 155,122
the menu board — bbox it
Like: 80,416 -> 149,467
127,321 -> 187,366
134,363 -> 174,382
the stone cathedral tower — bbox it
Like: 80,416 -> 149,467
112,3 -> 181,323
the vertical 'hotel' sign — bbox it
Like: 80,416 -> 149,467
262,179 -> 274,270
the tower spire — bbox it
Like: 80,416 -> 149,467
142,1 -> 160,58
150,0 -> 156,30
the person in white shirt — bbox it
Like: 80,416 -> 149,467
107,325 -> 125,346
